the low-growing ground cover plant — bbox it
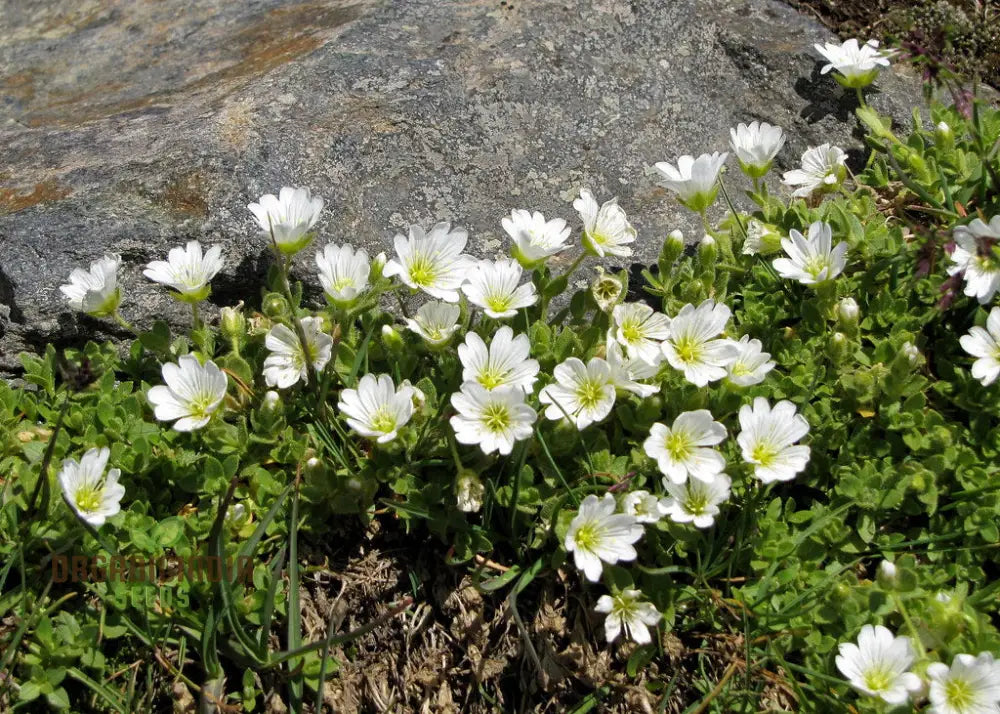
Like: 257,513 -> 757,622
1,38 -> 999,713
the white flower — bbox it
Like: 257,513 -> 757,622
263,317 -> 333,388
653,152 -> 729,213
143,241 -> 223,302
737,397 -> 811,483
60,254 -> 122,317
147,355 -> 228,431
58,447 -> 125,528
461,259 -> 538,319
815,39 -> 893,89
316,243 -> 370,307
450,383 -> 536,455
338,374 -> 416,443
658,471 -> 731,529
835,625 -> 923,705
458,327 -> 539,392
539,357 -> 617,430
573,188 -> 636,258
610,302 -> 671,364
248,186 -> 324,255
383,222 -> 475,302
594,589 -> 661,644
927,652 -> 1000,714
564,493 -> 643,582
455,471 -> 485,513
960,307 -> 1000,386
405,301 -> 462,347
949,216 -> 1000,304
621,490 -> 662,524
725,335 -> 776,386
729,122 -> 785,178
606,341 -> 661,398
782,144 -> 848,198
772,221 -> 848,285
501,209 -> 572,268
661,300 -> 739,387
902,341 -> 921,365
644,410 -> 726,485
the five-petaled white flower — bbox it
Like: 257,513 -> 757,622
948,216 -> 1000,304
835,625 -> 923,705
450,383 -> 537,455
573,188 -> 637,258
606,341 -> 662,399
405,301 -> 462,347
725,335 -> 776,386
661,300 -> 739,387
147,355 -> 228,431
316,243 -> 370,307
658,471 -> 731,529
539,357 -> 617,429
248,186 -> 324,255
594,589 -> 661,645
383,222 -> 475,302
501,209 -> 572,269
462,259 -> 538,319
338,373 -> 416,443
60,254 -> 122,317
737,397 -> 811,483
815,39 -> 893,89
58,447 -> 126,528
782,144 -> 847,198
960,307 -> 1000,386
610,302 -> 671,364
926,652 -> 1000,714
773,221 -> 848,285
263,317 -> 334,389
644,410 -> 727,485
564,493 -> 644,582
458,327 -> 539,393
730,122 -> 786,178
621,490 -> 662,524
143,240 -> 224,303
653,152 -> 729,214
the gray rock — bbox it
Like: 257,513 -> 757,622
0,0 -> 923,375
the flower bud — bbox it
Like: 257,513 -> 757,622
660,229 -> 685,265
262,293 -> 289,318
219,302 -> 247,350
935,121 -> 953,150
372,252 -> 388,279
262,390 -> 281,412
836,297 -> 859,334
381,324 -> 404,353
697,234 -> 717,265
304,456 -> 325,480
742,220 -> 783,256
876,560 -> 898,589
591,267 -> 624,313
455,470 -> 484,513
828,332 -> 848,363
902,341 -> 920,365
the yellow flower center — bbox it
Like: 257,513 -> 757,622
486,294 -> 512,313
331,276 -> 355,292
482,403 -> 512,433
573,523 -> 599,551
863,667 -> 893,693
408,254 -> 437,287
665,432 -> 691,462
943,676 -> 975,709
803,256 -> 830,279
621,320 -> 644,344
751,442 -> 778,467
75,485 -> 104,513
673,336 -> 701,364
685,489 -> 709,515
370,409 -> 397,434
477,367 -> 507,390
575,379 -> 606,411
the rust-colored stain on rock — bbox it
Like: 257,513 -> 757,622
10,2 -> 364,128
0,180 -> 72,215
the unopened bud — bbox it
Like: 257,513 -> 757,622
877,560 -> 898,588
660,229 -> 685,265
372,252 -> 388,279
381,324 -> 404,352
698,234 -> 717,264
456,470 -> 484,513
262,293 -> 289,318
935,121 -> 953,150
220,302 -> 247,348
262,390 -> 281,412
828,332 -> 848,362
836,297 -> 859,333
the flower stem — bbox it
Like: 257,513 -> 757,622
113,311 -> 140,336
191,302 -> 201,331
855,86 -> 867,108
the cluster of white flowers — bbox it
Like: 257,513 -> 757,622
956,216 -> 1000,385
837,625 -> 1000,713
